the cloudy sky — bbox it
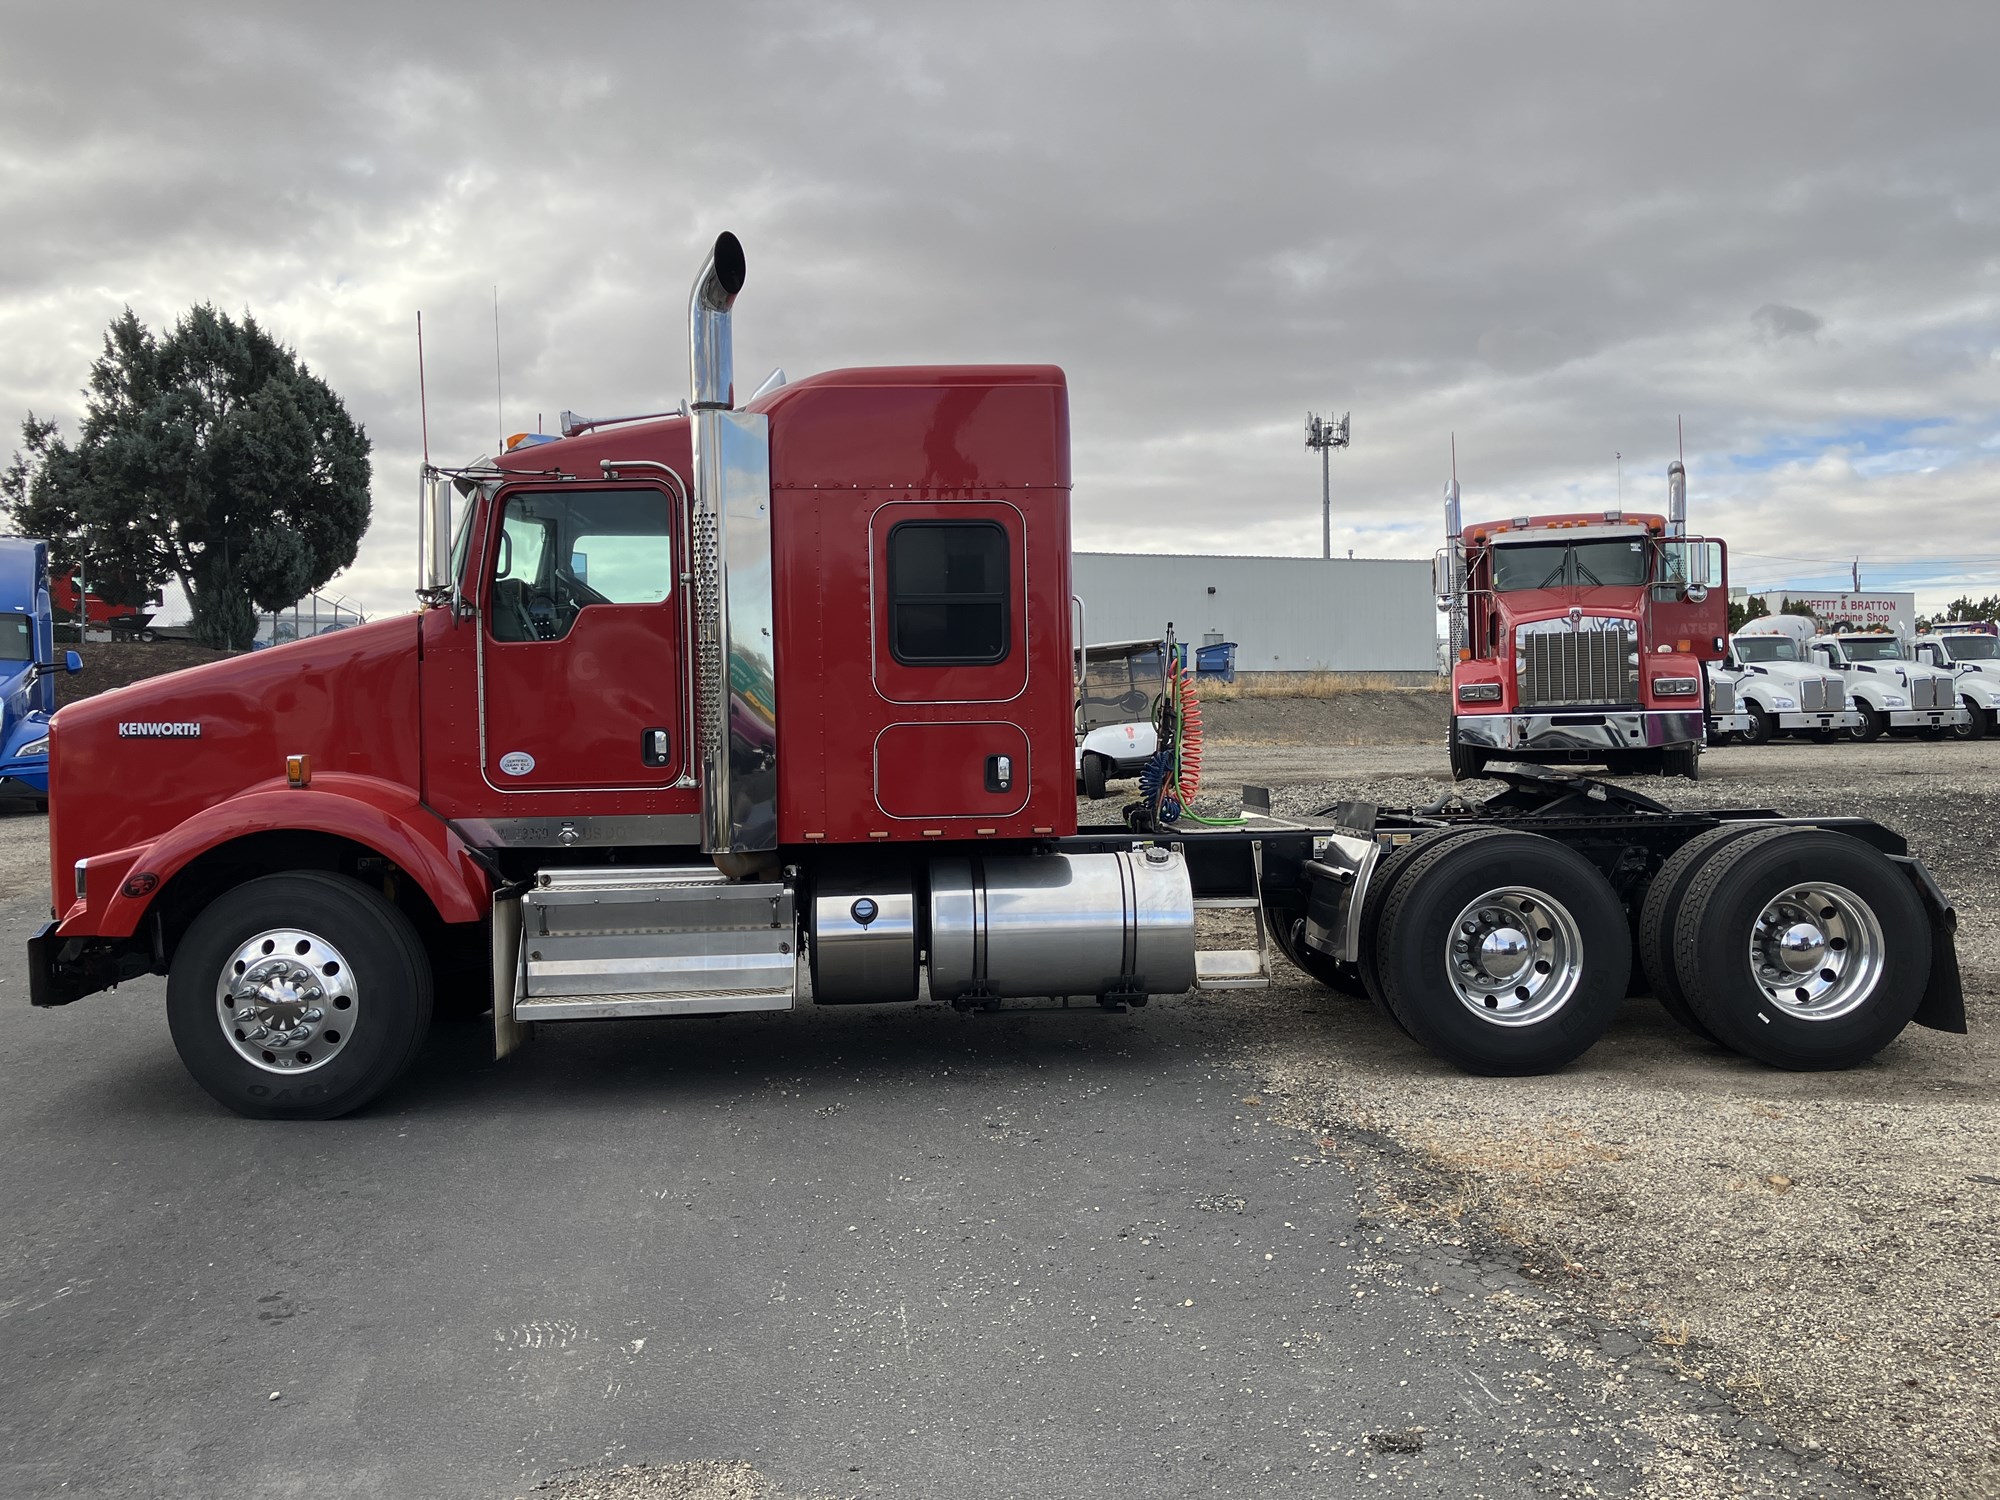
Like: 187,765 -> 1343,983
4,1 -> 1998,618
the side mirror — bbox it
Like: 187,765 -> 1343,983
64,649 -> 81,675
1431,551 -> 1452,600
1684,583 -> 1709,604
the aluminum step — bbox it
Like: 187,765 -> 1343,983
509,866 -> 797,1020
1191,888 -> 1270,990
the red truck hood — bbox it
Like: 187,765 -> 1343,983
1492,586 -> 1645,629
49,618 -> 421,913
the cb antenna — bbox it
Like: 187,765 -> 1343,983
493,285 -> 504,456
416,311 -> 430,467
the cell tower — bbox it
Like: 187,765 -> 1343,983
1305,411 -> 1351,560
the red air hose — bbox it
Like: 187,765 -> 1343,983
1172,663 -> 1205,803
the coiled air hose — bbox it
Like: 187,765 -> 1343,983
1134,646 -> 1242,827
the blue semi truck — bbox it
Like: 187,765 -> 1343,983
0,539 -> 82,809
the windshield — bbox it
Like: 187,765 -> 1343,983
0,612 -> 31,664
1943,634 -> 1999,660
1839,637 -> 1904,662
1490,538 -> 1650,591
1077,647 -> 1167,731
1734,637 -> 1799,663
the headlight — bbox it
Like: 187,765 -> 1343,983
1652,677 -> 1699,696
1770,696 -> 1797,710
18,737 -> 47,757
1883,695 -> 1908,708
1457,682 -> 1502,703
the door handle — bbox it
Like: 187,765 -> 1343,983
985,754 -> 1013,793
641,727 -> 672,766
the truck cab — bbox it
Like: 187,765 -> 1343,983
1443,482 -> 1726,780
1718,615 -> 1859,742
1812,631 -> 1968,741
1912,624 -> 1999,740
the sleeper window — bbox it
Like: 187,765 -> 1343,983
887,521 -> 1010,665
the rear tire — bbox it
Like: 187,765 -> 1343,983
1675,828 -> 1928,1070
1847,706 -> 1886,743
1356,825 -> 1497,1032
1447,723 -> 1488,781
1373,830 -> 1630,1074
1080,752 -> 1109,800
1743,703 -> 1775,746
1952,698 -> 1987,740
166,872 -> 434,1119
1272,911 -> 1368,998
1637,825 -> 1761,1044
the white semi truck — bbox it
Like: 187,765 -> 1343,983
1808,630 -> 1967,741
1911,623 -> 1999,740
1720,616 -> 1860,743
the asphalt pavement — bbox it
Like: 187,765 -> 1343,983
0,869 -> 1870,1499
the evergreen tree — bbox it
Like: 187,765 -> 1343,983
1,306 -> 370,649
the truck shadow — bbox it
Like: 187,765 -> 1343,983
390,998 -> 1191,1119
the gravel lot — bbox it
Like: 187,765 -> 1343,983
2,684 -> 1991,1496
1087,708 -> 1999,1500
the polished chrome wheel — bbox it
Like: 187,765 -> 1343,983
1747,882 -> 1883,1021
215,928 -> 359,1074
1443,885 -> 1584,1027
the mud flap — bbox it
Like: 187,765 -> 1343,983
491,892 -> 531,1059
1891,856 -> 1966,1034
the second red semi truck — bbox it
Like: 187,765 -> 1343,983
28,235 -> 1963,1117
1441,468 -> 1728,781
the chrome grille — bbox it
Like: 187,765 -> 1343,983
1800,677 -> 1830,712
1519,625 -> 1636,707
1912,676 -> 1944,710
1709,677 -> 1736,715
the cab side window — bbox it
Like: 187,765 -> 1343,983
489,488 -> 674,643
886,520 -> 1010,665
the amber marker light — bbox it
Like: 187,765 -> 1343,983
286,754 -> 312,789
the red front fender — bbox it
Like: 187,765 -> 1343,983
65,774 -> 491,940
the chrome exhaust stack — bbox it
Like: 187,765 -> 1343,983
690,232 -> 746,411
1667,460 -> 1687,538
686,233 -> 779,856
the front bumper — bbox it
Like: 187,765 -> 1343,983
1709,713 -> 1751,736
1888,708 -> 1968,730
0,764 -> 49,800
1777,710 -> 1861,732
1454,709 -> 1705,755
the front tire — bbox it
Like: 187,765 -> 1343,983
1660,742 -> 1699,780
1080,752 -> 1109,801
1847,705 -> 1887,743
1373,830 -> 1630,1074
1742,703 -> 1775,746
1447,722 -> 1489,781
1952,698 -> 1987,740
166,872 -> 434,1119
1674,828 -> 1928,1070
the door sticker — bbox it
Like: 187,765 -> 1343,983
499,750 -> 535,776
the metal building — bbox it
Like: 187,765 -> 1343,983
1071,553 -> 1436,675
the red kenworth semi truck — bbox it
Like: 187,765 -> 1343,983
1442,466 -> 1729,782
30,236 -> 1963,1117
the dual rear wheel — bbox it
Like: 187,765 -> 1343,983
1282,823 -> 1930,1074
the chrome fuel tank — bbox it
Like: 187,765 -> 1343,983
928,849 -> 1196,1001
809,873 -> 920,1004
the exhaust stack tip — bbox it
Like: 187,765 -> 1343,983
690,233 -> 747,411
708,232 -> 746,302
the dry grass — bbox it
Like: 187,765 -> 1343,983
1197,671 -> 1447,701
